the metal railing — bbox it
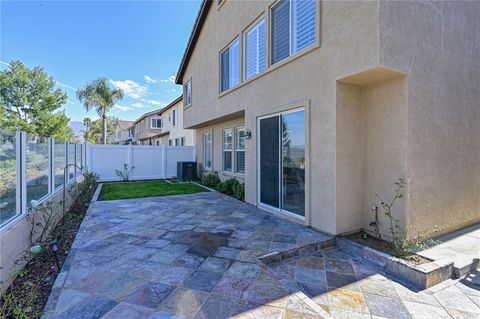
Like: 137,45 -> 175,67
0,129 -> 88,229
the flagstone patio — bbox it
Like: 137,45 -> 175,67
42,192 -> 480,319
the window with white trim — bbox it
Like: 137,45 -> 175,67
175,138 -> 180,146
180,137 -> 185,146
223,128 -> 233,172
169,139 -> 172,146
245,18 -> 265,79
172,109 -> 177,126
151,118 -> 162,129
235,127 -> 246,174
184,80 -> 192,107
271,0 -> 316,65
220,38 -> 240,92
203,132 -> 213,169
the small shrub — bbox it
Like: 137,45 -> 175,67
377,178 -> 440,257
115,164 -> 134,182
233,182 -> 245,201
217,178 -> 239,196
201,171 -> 220,188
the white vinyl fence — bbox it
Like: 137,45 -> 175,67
87,144 -> 195,181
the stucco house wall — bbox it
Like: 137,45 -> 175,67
378,1 -> 480,235
178,0 -> 479,237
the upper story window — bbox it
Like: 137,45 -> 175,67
184,80 -> 192,107
271,0 -> 316,65
151,118 -> 162,129
245,18 -> 265,80
220,38 -> 240,92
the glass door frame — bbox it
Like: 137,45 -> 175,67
256,106 -> 306,220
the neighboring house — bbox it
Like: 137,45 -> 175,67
175,0 -> 479,238
155,96 -> 195,147
127,109 -> 163,145
109,120 -> 134,144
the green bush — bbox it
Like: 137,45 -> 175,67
233,182 -> 245,201
201,171 -> 220,188
217,178 -> 239,196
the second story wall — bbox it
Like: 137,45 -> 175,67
181,0 -> 381,129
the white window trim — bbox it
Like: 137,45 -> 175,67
244,16 -> 266,81
235,126 -> 246,175
203,131 -> 213,170
223,128 -> 233,172
220,37 -> 241,93
150,117 -> 162,129
184,79 -> 192,108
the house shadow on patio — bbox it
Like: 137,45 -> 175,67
42,192 -> 480,319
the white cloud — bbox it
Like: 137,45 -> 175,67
114,104 -> 133,111
0,60 -> 9,67
159,75 -> 176,84
110,79 -> 148,99
144,75 -> 157,84
57,81 -> 77,91
131,102 -> 145,108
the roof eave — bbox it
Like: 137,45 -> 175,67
175,0 -> 212,85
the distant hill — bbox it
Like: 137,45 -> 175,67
69,121 -> 85,141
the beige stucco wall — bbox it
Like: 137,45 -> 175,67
0,180 -> 84,295
180,0 -> 478,236
195,116 -> 245,183
181,0 -> 381,235
161,100 -> 195,146
379,1 -> 480,235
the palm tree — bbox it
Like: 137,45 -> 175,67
76,78 -> 124,144
82,117 -> 92,141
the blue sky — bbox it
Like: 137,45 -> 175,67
1,0 -> 201,121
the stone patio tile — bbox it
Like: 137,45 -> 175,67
322,248 -> 352,261
163,243 -> 191,253
172,253 -> 204,269
182,270 -> 223,292
148,310 -> 185,319
273,233 -> 297,244
327,307 -> 371,319
124,282 -> 175,308
324,258 -> 355,275
294,267 -> 327,286
227,261 -> 262,279
159,287 -> 209,319
64,270 -> 113,294
325,271 -> 358,290
359,276 -> 399,298
155,266 -> 193,286
213,275 -> 256,298
445,308 -> 480,319
296,256 -> 325,270
149,250 -> 185,264
195,294 -> 244,319
53,289 -> 90,317
198,257 -> 231,274
326,288 -> 369,314
145,238 -> 171,249
234,303 -> 285,319
97,272 -> 146,301
214,246 -> 241,259
242,278 -> 290,305
433,285 -> 480,313
297,282 -> 328,297
55,294 -> 117,319
456,281 -> 480,297
392,281 -> 441,307
403,300 -> 452,319
101,302 -> 155,319
364,293 -> 412,319
286,294 -> 320,315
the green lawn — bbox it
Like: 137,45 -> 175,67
99,180 -> 208,201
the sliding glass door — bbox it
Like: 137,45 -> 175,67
259,109 -> 305,217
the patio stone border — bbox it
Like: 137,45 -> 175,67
257,238 -> 335,265
42,183 -> 103,319
335,237 -> 454,289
